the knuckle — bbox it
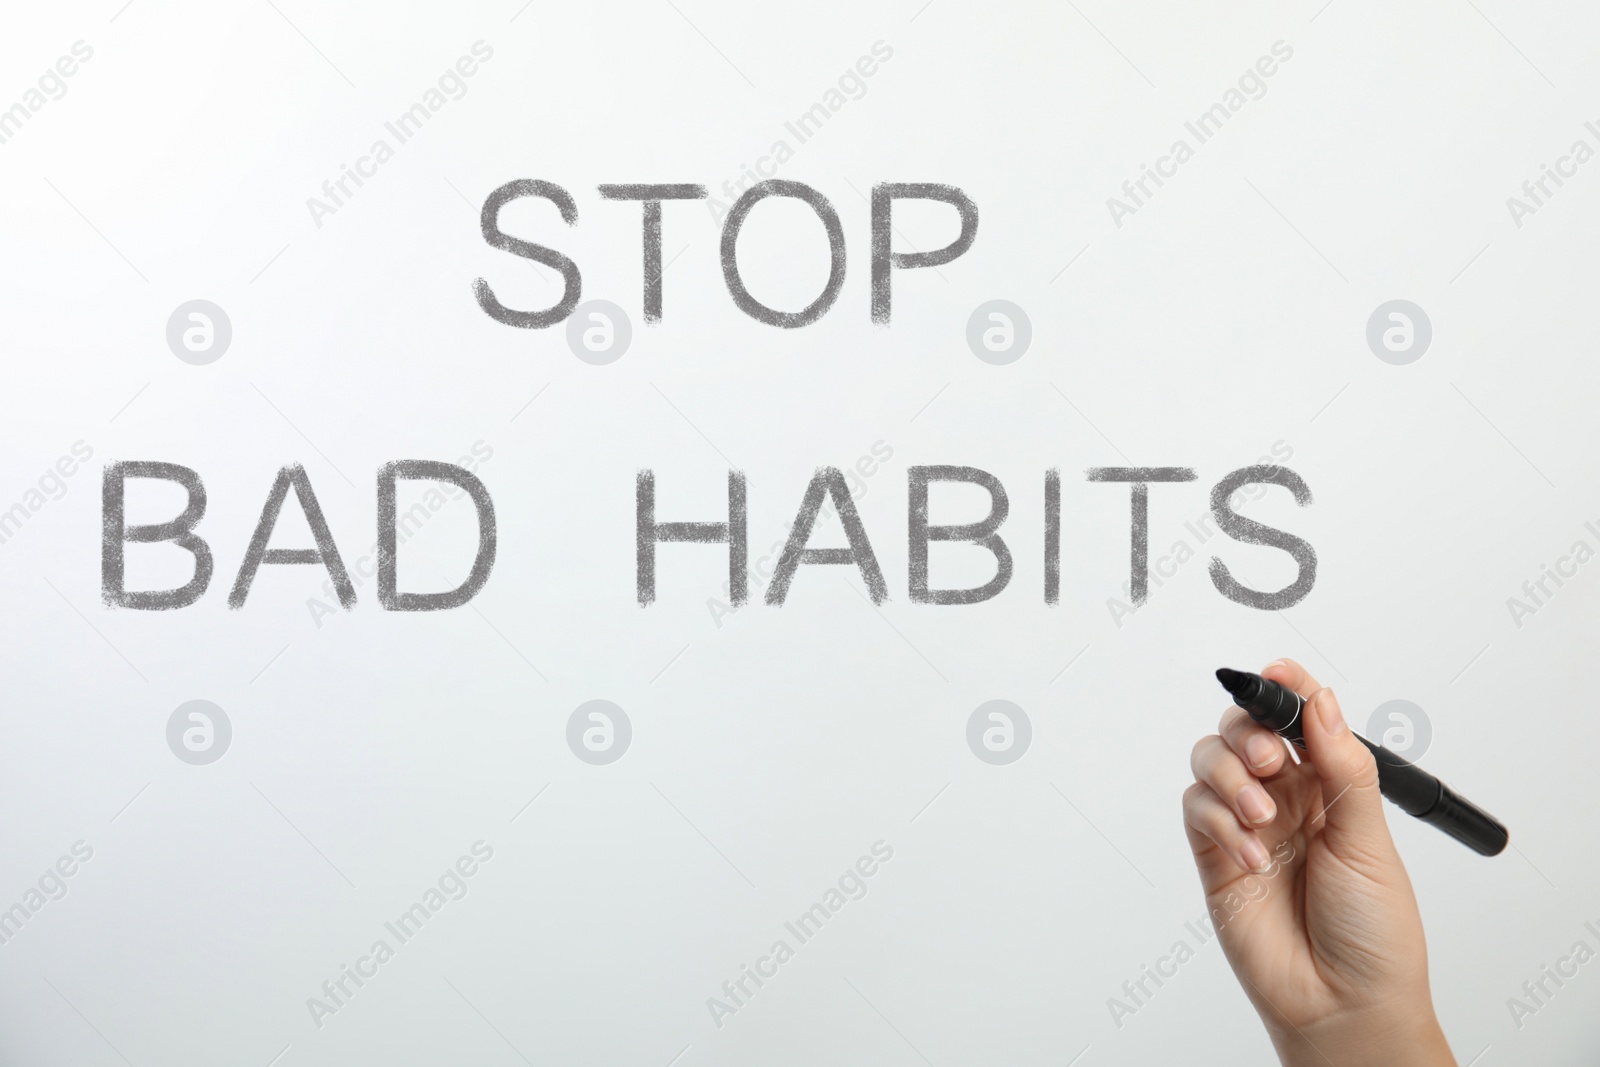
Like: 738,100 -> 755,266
1188,735 -> 1221,776
1348,745 -> 1381,790
1266,657 -> 1309,688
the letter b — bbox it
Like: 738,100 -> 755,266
907,465 -> 1011,604
102,461 -> 213,609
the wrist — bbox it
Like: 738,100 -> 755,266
1271,1006 -> 1454,1067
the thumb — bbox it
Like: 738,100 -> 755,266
1301,686 -> 1393,858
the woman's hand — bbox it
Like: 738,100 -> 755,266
1183,658 -> 1456,1066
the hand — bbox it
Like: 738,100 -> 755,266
1182,659 -> 1456,1067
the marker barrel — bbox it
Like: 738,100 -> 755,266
1363,739 -> 1509,856
1219,669 -> 1509,857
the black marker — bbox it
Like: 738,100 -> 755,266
1215,668 -> 1509,856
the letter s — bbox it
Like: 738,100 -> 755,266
473,179 -> 581,329
1207,465 -> 1317,610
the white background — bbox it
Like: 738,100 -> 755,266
0,0 -> 1596,1064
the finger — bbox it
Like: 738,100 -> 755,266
1218,704 -> 1292,779
1299,685 -> 1395,861
1183,781 -> 1274,874
1260,657 -> 1321,701
1191,735 -> 1278,828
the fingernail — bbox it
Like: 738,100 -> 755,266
1263,659 -> 1287,673
1316,690 -> 1346,735
1241,838 -> 1270,872
1238,784 -> 1275,825
1246,735 -> 1280,769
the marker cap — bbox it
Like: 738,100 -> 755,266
1417,783 -> 1510,856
